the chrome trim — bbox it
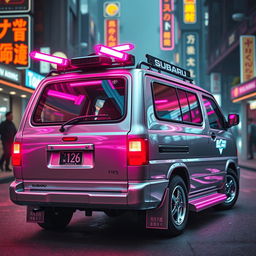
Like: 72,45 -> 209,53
47,144 -> 94,151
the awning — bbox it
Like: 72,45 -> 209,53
231,77 -> 256,103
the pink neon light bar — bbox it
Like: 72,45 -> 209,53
47,90 -> 85,105
70,81 -> 102,87
30,51 -> 69,67
112,43 -> 134,52
95,45 -> 128,60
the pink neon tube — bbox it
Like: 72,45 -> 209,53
95,45 -> 128,60
30,51 -> 69,67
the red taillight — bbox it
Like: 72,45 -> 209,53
12,142 -> 21,166
62,136 -> 78,142
128,138 -> 148,166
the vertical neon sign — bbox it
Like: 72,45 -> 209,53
160,0 -> 174,51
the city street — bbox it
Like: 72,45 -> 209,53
0,168 -> 256,256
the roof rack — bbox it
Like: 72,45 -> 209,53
136,54 -> 193,83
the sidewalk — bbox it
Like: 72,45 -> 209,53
239,158 -> 256,172
0,170 -> 14,184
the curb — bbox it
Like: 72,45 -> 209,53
0,176 -> 14,184
239,165 -> 256,172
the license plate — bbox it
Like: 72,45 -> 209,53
27,206 -> 45,223
59,151 -> 83,165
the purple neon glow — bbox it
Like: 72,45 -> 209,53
30,51 -> 69,67
47,90 -> 85,105
70,81 -> 102,87
95,45 -> 128,60
112,43 -> 134,52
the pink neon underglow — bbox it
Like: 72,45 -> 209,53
194,195 -> 227,209
47,90 -> 85,105
70,81 -> 102,87
112,43 -> 134,52
95,45 -> 128,60
30,51 -> 69,67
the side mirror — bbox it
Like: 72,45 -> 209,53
228,114 -> 239,127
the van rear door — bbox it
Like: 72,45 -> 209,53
20,74 -> 131,185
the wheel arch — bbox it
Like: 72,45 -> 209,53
167,163 -> 190,192
225,159 -> 240,178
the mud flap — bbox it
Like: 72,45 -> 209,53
26,206 -> 45,223
146,188 -> 169,229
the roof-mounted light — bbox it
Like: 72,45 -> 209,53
30,51 -> 70,67
95,45 -> 129,61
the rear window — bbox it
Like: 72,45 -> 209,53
33,78 -> 126,124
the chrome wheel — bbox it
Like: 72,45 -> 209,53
171,185 -> 187,226
225,174 -> 237,204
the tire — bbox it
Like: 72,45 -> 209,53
165,175 -> 189,236
38,208 -> 74,230
215,169 -> 239,210
104,210 -> 124,218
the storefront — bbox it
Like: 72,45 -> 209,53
231,77 -> 256,160
0,63 -> 33,127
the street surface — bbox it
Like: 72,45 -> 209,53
0,168 -> 256,256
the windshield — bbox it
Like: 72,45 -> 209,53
33,78 -> 126,124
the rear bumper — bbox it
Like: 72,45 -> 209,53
9,179 -> 168,210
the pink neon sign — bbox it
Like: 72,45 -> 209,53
160,0 -> 174,51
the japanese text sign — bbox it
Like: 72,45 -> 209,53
0,0 -> 31,13
0,15 -> 31,68
160,0 -> 174,50
240,36 -> 256,83
183,32 -> 199,84
105,19 -> 119,47
183,0 -> 197,24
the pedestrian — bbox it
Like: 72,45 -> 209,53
248,118 -> 256,159
0,111 -> 17,171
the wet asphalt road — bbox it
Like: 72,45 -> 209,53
0,168 -> 256,256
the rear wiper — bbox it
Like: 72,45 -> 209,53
59,114 -> 107,132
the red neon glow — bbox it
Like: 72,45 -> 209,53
30,51 -> 69,67
128,138 -> 148,165
47,90 -> 85,105
12,142 -> 21,166
62,137 -> 78,142
95,45 -> 128,60
112,43 -> 134,52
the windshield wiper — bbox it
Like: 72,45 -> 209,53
59,114 -> 107,132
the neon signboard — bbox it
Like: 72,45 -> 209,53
231,78 -> 256,102
0,0 -> 31,13
183,0 -> 197,24
160,0 -> 174,50
0,15 -> 31,68
105,19 -> 119,47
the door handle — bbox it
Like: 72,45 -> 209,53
211,132 -> 216,140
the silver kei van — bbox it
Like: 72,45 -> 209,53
10,50 -> 240,236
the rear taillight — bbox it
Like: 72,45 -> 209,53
128,138 -> 148,165
12,142 -> 21,166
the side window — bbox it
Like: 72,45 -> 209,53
202,96 -> 225,130
152,83 -> 182,122
177,89 -> 191,122
187,92 -> 203,124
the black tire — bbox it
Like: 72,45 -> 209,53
104,210 -> 124,218
215,169 -> 239,210
165,175 -> 189,236
38,208 -> 74,230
